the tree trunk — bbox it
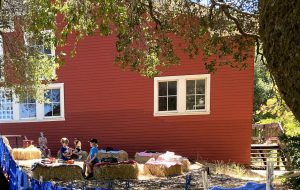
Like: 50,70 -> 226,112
259,0 -> 300,121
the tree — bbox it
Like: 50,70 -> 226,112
1,0 -> 300,122
0,0 -> 57,100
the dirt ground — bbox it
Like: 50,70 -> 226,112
19,160 -> 288,190
47,163 -> 289,190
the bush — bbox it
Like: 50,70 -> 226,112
280,134 -> 300,189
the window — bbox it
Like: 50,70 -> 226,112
158,81 -> 177,111
0,90 -> 13,120
20,96 -> 36,119
0,83 -> 64,123
154,74 -> 210,116
186,80 -> 205,110
44,89 -> 61,117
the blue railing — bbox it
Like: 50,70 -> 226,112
0,137 -> 114,190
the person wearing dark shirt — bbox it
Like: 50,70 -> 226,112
71,138 -> 83,160
60,137 -> 72,161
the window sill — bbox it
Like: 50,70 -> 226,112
154,111 -> 210,117
0,117 -> 65,123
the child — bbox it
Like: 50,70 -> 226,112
71,138 -> 82,159
38,132 -> 50,158
83,138 -> 99,179
59,137 -> 72,161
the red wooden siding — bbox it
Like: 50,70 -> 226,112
0,34 -> 254,164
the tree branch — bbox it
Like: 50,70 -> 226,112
210,0 -> 260,39
146,0 -> 162,28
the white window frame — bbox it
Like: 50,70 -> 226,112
19,95 -> 37,120
154,74 -> 211,116
0,83 -> 65,123
42,83 -> 65,120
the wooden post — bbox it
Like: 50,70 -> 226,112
201,170 -> 208,190
266,160 -> 274,190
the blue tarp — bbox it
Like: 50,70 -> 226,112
210,182 -> 273,190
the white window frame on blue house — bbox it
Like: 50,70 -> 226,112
154,74 -> 211,116
0,83 -> 65,123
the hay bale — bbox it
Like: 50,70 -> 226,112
134,152 -> 162,164
32,163 -> 83,181
94,161 -> 138,180
181,158 -> 191,172
12,145 -> 41,160
144,160 -> 182,177
157,152 -> 190,172
98,150 -> 128,161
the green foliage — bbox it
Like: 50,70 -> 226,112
253,58 -> 273,122
258,96 -> 300,136
280,135 -> 300,189
283,176 -> 300,190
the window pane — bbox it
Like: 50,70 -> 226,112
50,89 -> 60,102
0,90 -> 13,120
159,82 -> 167,96
44,90 -> 51,100
158,97 -> 167,111
186,80 -> 195,95
168,96 -> 177,111
196,80 -> 205,94
168,81 -> 177,95
20,104 -> 28,118
44,103 -> 52,117
186,95 -> 195,110
52,103 -> 61,116
196,95 -> 205,110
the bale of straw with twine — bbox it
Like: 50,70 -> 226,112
134,152 -> 163,164
32,163 -> 83,181
12,145 -> 42,160
98,150 -> 128,161
93,161 -> 138,180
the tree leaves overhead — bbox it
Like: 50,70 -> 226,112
43,0 -> 256,78
2,0 -> 300,124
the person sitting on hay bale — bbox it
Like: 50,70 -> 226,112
83,138 -> 99,179
71,138 -> 83,160
59,137 -> 72,161
38,132 -> 51,158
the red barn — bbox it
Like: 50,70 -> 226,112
0,26 -> 254,165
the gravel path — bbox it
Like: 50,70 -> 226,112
52,167 -> 287,190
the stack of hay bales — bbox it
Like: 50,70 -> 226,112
134,151 -> 162,164
32,163 -> 83,181
98,149 -> 128,161
12,145 -> 42,160
93,160 -> 138,180
157,152 -> 190,172
144,158 -> 182,177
